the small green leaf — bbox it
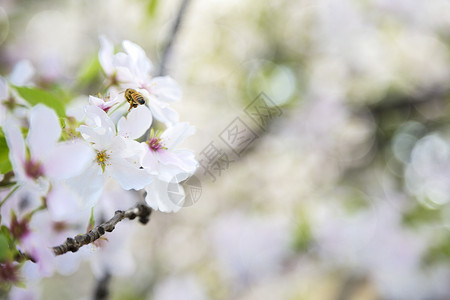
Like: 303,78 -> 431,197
146,0 -> 159,18
292,217 -> 312,253
0,131 -> 11,174
0,233 -> 9,261
88,207 -> 95,230
13,86 -> 65,117
76,54 -> 102,88
403,203 -> 441,228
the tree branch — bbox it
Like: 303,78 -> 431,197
52,204 -> 152,256
157,0 -> 191,76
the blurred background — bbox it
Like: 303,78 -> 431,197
2,0 -> 450,299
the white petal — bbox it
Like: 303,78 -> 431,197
159,150 -> 197,173
144,178 -> 183,213
4,118 -> 26,179
89,95 -> 104,106
149,76 -> 182,103
66,164 -> 105,208
27,104 -> 61,161
122,40 -> 153,77
9,60 -> 35,86
43,140 -> 95,180
46,183 -> 81,221
146,96 -> 179,125
0,76 -> 8,99
109,156 -> 152,190
120,138 -> 146,162
99,35 -> 115,76
141,149 -> 159,173
79,105 -> 116,148
84,105 -> 116,133
117,105 -> 152,139
162,122 -> 195,150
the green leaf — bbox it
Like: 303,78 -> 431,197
0,232 -> 9,261
0,129 -> 11,174
403,203 -> 441,228
13,86 -> 65,117
146,0 -> 159,18
423,233 -> 450,266
88,207 -> 95,230
292,217 -> 312,253
76,54 -> 102,88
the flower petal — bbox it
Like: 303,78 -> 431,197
122,40 -> 153,78
27,104 -> 61,162
160,150 -> 198,173
158,150 -> 196,173
144,178 -> 184,213
99,36 -> 115,76
79,105 -> 116,148
66,164 -> 105,208
146,95 -> 179,125
141,149 -> 159,174
46,183 -> 81,221
117,105 -> 152,139
0,76 -> 8,100
108,156 -> 152,190
43,140 -> 95,180
9,60 -> 35,86
162,122 -> 195,150
149,76 -> 182,103
4,117 -> 26,179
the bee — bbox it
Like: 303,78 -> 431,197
124,88 -> 146,111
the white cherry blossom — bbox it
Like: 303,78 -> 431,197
4,104 -> 94,216
68,104 -> 153,207
99,36 -> 181,125
140,122 -> 198,212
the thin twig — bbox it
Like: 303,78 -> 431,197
52,204 -> 152,256
94,271 -> 112,300
157,0 -> 191,76
0,185 -> 19,208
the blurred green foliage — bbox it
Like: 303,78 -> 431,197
13,86 -> 66,117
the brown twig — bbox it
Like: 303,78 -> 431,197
94,271 -> 112,300
157,0 -> 191,76
52,204 -> 152,256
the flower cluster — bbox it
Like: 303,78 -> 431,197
0,38 -> 197,291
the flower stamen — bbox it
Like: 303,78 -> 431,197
96,150 -> 111,173
24,159 -> 44,179
147,129 -> 166,152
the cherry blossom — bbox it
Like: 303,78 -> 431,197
68,104 -> 153,207
99,36 -> 182,125
4,104 -> 94,216
141,122 -> 198,212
